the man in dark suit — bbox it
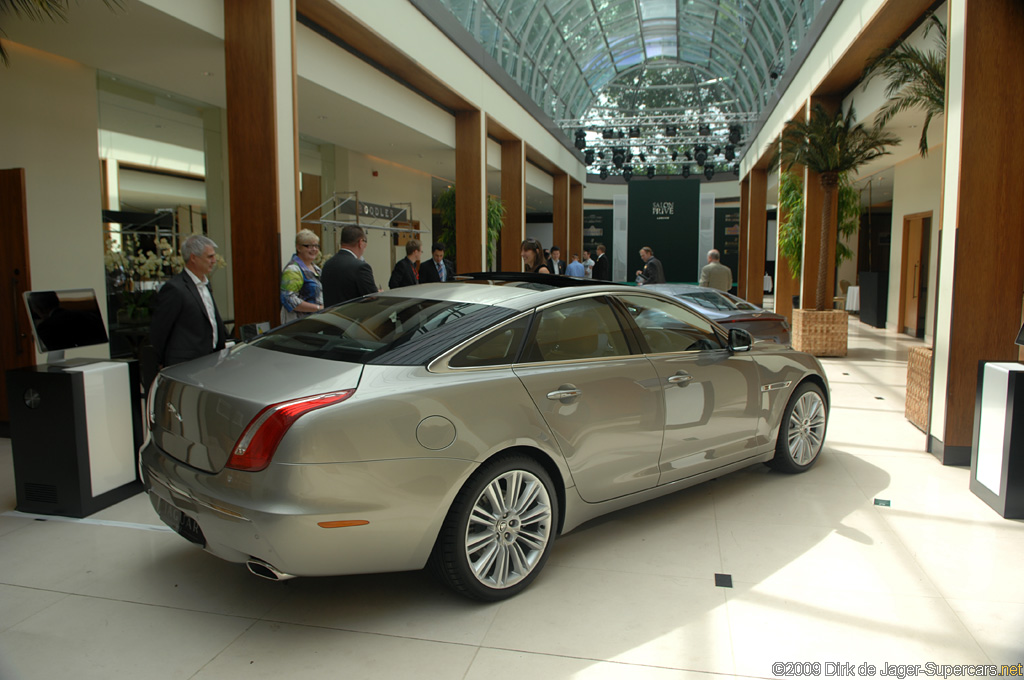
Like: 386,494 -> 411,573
321,225 -> 378,306
546,245 -> 566,275
592,244 -> 611,281
150,235 -> 229,367
389,239 -> 421,289
418,242 -> 456,283
635,246 -> 666,285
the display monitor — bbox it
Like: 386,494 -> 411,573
24,288 -> 109,361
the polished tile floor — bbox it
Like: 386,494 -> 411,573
1,318 -> 1022,679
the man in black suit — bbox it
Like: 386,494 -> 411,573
418,242 -> 456,283
150,235 -> 229,366
635,246 -> 666,285
592,244 -> 611,281
389,239 -> 421,289
321,225 -> 378,306
546,245 -> 566,275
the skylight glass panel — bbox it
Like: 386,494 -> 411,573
639,0 -> 676,21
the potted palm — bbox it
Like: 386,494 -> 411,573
435,187 -> 506,271
775,104 -> 899,356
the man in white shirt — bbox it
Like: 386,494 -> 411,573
150,235 -> 229,366
581,249 -> 595,279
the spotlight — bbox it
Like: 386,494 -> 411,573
694,146 -> 708,166
612,147 -> 625,167
646,165 -> 655,179
681,165 -> 691,179
602,128 -> 616,140
626,152 -> 634,163
597,150 -> 606,160
574,129 -> 586,150
698,123 -> 711,136
665,125 -> 677,136
618,129 -> 626,138
714,147 -> 722,155
704,164 -> 715,180
622,165 -> 633,182
584,150 -> 595,164
724,145 -> 735,162
732,163 -> 740,176
629,126 -> 641,138
684,151 -> 692,161
729,125 -> 742,145
599,166 -> 609,180
671,150 -> 678,161
638,153 -> 646,163
770,71 -> 779,81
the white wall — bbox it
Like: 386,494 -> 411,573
1,43 -> 109,361
886,151 -> 944,341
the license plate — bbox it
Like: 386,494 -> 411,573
155,495 -> 206,546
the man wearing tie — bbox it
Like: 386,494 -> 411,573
546,245 -> 566,276
418,242 -> 457,283
150,235 -> 229,367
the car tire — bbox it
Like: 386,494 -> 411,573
769,381 -> 828,473
430,454 -> 558,601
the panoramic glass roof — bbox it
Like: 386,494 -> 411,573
438,0 -> 829,178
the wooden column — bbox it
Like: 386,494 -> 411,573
455,110 -> 485,273
224,0 -> 295,328
0,168 -> 35,425
746,168 -> 768,306
500,139 -> 525,272
737,177 -> 749,298
552,173 -> 570,256
933,0 -> 1024,462
569,179 -> 584,262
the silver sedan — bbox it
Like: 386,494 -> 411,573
644,283 -> 791,345
141,277 -> 829,600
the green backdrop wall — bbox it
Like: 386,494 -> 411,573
627,179 -> 701,283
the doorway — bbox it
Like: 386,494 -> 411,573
898,212 -> 932,338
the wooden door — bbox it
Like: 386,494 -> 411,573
901,216 -> 925,336
1,168 -> 36,426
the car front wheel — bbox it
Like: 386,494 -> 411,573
431,455 -> 558,601
770,381 -> 828,473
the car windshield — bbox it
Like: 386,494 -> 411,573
680,290 -> 757,312
249,295 -> 516,365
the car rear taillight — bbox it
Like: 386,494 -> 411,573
227,390 -> 355,472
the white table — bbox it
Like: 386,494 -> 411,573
845,285 -> 860,312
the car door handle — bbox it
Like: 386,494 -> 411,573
547,386 -> 581,401
667,372 -> 693,385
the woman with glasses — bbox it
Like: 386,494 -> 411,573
280,228 -> 324,323
521,238 -> 551,274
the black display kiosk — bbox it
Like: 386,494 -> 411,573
6,359 -> 144,518
969,361 -> 1024,519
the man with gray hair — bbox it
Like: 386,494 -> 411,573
699,248 -> 733,292
150,234 -> 229,366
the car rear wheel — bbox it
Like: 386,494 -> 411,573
770,382 -> 827,473
430,455 -> 558,601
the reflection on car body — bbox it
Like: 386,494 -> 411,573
141,275 -> 828,600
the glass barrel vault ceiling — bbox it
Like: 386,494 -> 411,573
438,0 -> 829,178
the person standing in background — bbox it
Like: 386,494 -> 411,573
418,242 -> 456,283
279,229 -> 323,323
150,234 -> 229,366
321,225 -> 377,306
592,244 -> 611,281
521,238 -> 551,274
388,239 -> 421,289
699,249 -> 733,292
581,249 -> 595,279
566,253 -> 585,277
635,246 -> 665,285
547,246 -> 566,275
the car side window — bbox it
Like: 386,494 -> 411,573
520,297 -> 632,363
618,294 -> 722,353
449,315 -> 531,368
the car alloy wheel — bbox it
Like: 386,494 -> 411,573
770,382 -> 828,473
431,455 -> 558,600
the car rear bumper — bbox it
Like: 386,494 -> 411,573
140,439 -> 476,577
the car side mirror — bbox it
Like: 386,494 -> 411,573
728,327 -> 753,352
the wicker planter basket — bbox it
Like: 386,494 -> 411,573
905,346 -> 933,432
791,309 -> 848,357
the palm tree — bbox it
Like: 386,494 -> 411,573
1,0 -> 122,66
776,104 -> 899,311
862,14 -> 946,157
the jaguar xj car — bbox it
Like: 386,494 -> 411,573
141,275 -> 829,601
643,283 -> 791,345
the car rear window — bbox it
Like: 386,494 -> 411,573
248,295 -> 517,365
682,290 -> 757,311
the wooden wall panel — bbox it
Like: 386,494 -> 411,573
569,180 -> 583,262
455,110 -> 484,273
500,140 -> 525,272
941,0 -> 1024,449
737,178 -> 749,299
0,168 -> 35,424
746,168 -> 768,306
225,0 -> 284,328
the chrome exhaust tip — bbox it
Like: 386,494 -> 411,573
246,558 -> 296,581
